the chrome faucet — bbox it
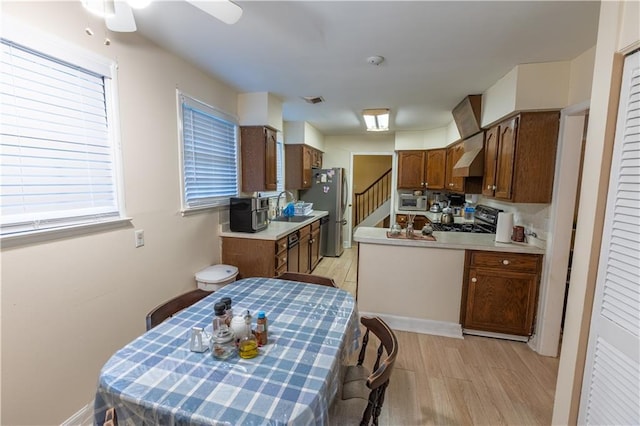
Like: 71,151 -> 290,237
276,190 -> 295,216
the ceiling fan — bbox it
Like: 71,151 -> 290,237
81,0 -> 243,32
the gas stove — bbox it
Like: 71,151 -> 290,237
431,204 -> 502,234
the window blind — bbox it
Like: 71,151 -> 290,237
0,39 -> 121,236
180,94 -> 238,209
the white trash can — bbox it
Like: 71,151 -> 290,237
196,264 -> 238,292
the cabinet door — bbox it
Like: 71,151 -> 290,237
298,228 -> 311,274
465,267 -> 538,336
412,216 -> 428,230
425,149 -> 446,189
397,151 -> 426,189
310,227 -> 320,270
483,125 -> 499,196
445,143 -> 465,192
264,127 -> 277,191
302,146 -> 313,188
494,116 -> 518,200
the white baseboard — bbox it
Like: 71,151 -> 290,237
358,311 -> 463,339
62,400 -> 93,426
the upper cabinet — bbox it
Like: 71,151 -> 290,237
240,126 -> 278,192
397,149 -> 446,190
285,144 -> 323,190
483,111 -> 560,203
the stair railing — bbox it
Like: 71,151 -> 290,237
354,168 -> 392,227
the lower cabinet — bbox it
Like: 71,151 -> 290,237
298,225 -> 311,274
460,250 -> 542,336
310,220 -> 321,269
395,214 -> 429,230
221,219 -> 324,278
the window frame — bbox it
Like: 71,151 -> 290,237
177,91 -> 239,214
0,17 -> 128,246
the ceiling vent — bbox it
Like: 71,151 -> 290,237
302,96 -> 325,104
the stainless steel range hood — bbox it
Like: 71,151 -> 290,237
452,132 -> 484,177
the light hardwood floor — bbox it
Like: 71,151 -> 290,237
315,246 -> 560,425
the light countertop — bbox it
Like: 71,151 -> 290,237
219,210 -> 329,241
353,226 -> 545,254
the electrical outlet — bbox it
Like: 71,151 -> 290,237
135,229 -> 144,248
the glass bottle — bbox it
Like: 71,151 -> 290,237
255,311 -> 268,346
211,301 -> 235,359
405,221 -> 414,238
238,311 -> 259,359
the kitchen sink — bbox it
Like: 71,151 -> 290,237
272,215 -> 315,223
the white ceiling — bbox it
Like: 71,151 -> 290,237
130,1 -> 600,136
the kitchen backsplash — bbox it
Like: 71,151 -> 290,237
475,197 -> 550,242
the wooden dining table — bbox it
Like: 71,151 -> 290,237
93,277 -> 360,425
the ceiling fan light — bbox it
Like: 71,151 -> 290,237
187,0 -> 243,25
82,0 -> 115,17
126,0 -> 152,9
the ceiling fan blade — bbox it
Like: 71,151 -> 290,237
106,1 -> 137,32
185,0 -> 243,25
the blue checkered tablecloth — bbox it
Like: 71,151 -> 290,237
94,277 -> 360,426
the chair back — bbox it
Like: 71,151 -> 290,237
360,316 -> 398,391
146,289 -> 210,331
277,272 -> 337,288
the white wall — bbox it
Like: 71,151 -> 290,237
283,121 -> 325,150
0,3 -> 238,424
553,1 -> 640,423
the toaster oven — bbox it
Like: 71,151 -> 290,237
398,194 -> 428,211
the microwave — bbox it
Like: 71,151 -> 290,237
230,197 -> 269,232
398,194 -> 428,211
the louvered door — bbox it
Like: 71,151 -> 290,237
578,50 -> 640,425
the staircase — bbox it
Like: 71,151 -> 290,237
354,169 -> 392,229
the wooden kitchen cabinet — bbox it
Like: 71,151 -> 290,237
240,126 -> 278,192
285,144 -> 323,189
444,141 -> 483,194
461,250 -> 542,336
395,214 -> 429,230
222,235 -> 288,278
483,111 -> 560,203
396,149 -> 446,190
310,219 -> 321,270
298,225 -> 311,274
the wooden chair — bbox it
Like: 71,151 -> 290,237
145,289 -> 210,331
331,316 -> 398,426
277,271 -> 337,288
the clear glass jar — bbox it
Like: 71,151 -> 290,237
211,301 -> 235,359
405,221 -> 414,237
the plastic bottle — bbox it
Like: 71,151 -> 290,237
464,203 -> 475,221
255,311 -> 268,346
238,311 -> 259,359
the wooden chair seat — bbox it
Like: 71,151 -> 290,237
145,289 -> 210,331
330,316 -> 398,426
277,272 -> 337,288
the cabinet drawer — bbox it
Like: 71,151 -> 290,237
311,219 -> 320,231
468,251 -> 540,273
275,251 -> 288,269
275,263 -> 287,277
298,225 -> 311,238
275,237 -> 288,255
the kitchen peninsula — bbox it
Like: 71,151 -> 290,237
353,226 -> 545,340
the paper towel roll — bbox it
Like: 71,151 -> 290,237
495,212 -> 513,243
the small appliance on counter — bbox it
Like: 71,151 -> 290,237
399,193 -> 428,211
430,204 -> 502,233
230,197 -> 269,233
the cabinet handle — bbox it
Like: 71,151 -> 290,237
493,185 -> 497,190
487,185 -> 492,189
471,277 -> 477,283
502,259 -> 510,265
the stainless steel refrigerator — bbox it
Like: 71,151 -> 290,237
299,167 -> 347,257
